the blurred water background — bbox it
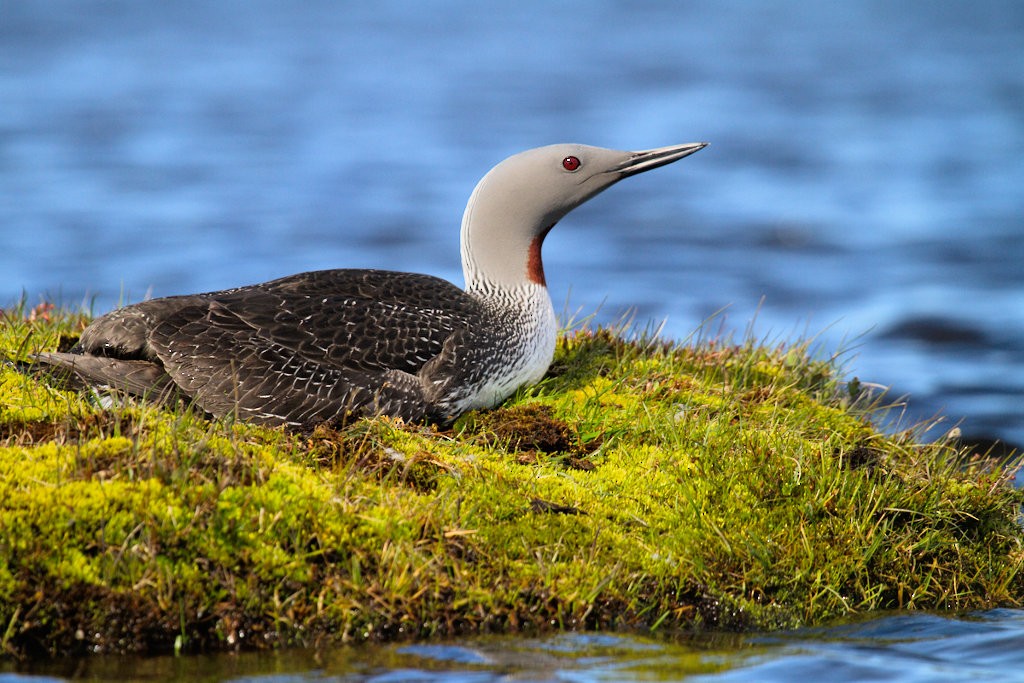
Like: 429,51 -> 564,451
2,1 -> 1023,680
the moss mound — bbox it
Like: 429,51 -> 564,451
1,304 -> 1022,658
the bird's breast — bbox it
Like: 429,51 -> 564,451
449,286 -> 557,413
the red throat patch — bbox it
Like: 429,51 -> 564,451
527,236 -> 545,286
527,224 -> 555,286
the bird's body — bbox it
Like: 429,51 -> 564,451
34,142 -> 705,427
57,268 -> 555,426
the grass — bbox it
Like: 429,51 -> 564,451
1,301 -> 1022,658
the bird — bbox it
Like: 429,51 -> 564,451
32,142 -> 707,428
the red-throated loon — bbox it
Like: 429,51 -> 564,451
33,142 -> 707,427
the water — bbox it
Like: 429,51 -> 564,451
5,611 -> 1024,682
1,1 -> 1023,679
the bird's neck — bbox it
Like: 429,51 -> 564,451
459,176 -> 555,297
462,226 -> 554,295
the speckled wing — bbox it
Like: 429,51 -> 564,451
208,269 -> 482,373
141,269 -> 485,425
31,269 -> 486,425
27,351 -> 180,401
146,303 -> 398,425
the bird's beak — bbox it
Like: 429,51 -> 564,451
613,142 -> 708,177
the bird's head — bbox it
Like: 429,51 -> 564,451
461,142 -> 707,290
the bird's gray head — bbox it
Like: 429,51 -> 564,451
461,142 -> 707,292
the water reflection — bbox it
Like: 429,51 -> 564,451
7,611 -> 1024,682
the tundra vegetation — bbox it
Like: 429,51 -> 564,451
1,302 -> 1021,658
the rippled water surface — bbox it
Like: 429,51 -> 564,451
6,611 -> 1024,682
2,1 -> 1023,679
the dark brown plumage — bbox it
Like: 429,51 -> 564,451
39,269 -> 487,426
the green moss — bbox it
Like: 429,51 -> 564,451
0,308 -> 1022,657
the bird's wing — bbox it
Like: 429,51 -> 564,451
30,352 -> 177,400
53,269 -> 482,425
203,269 -> 481,373
147,301 -> 439,425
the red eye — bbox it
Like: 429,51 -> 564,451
562,155 -> 581,171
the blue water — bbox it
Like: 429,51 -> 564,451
2,1 -> 1024,679
5,611 -> 1024,682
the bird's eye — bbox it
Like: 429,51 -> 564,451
562,155 -> 581,171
